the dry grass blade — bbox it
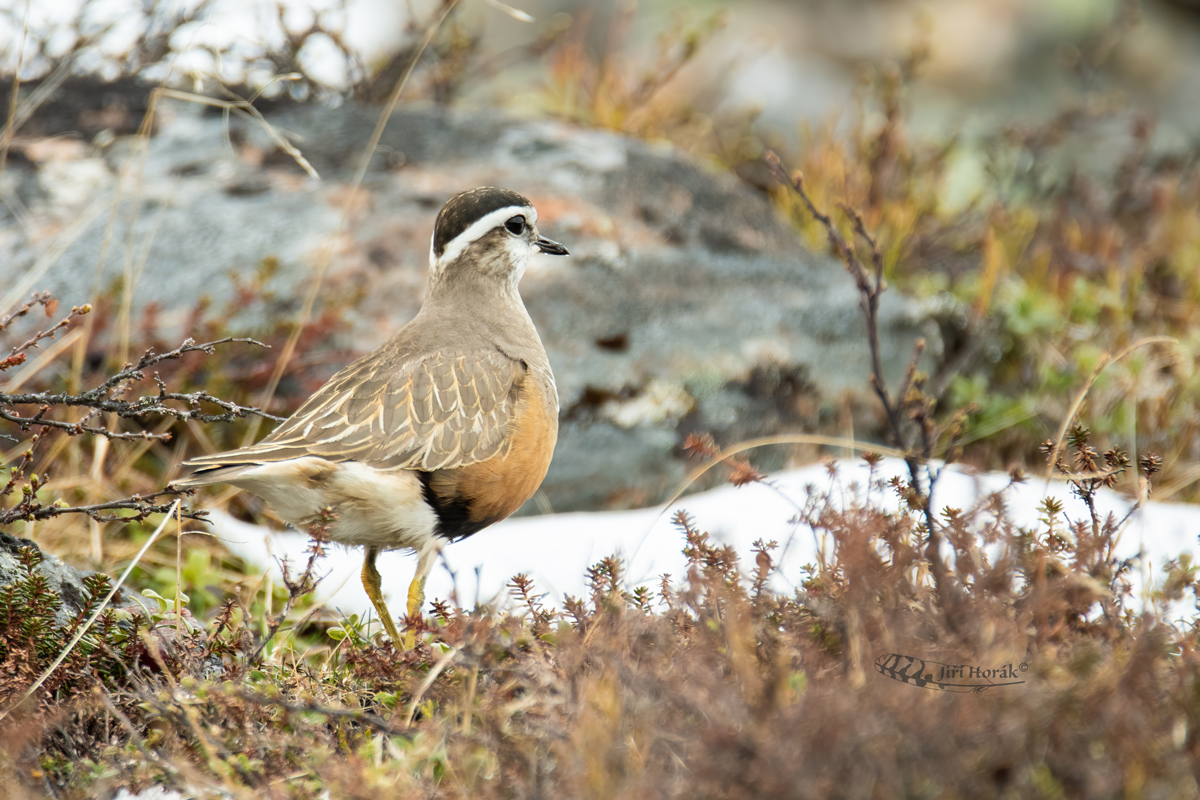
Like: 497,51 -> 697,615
1043,336 -> 1179,484
483,0 -> 535,22
3,327 -> 84,392
153,87 -> 319,180
1149,460 -> 1200,502
7,55 -> 72,135
404,645 -> 459,728
0,0 -> 29,192
241,0 -> 463,448
660,433 -> 905,511
0,499 -> 180,723
0,196 -> 111,319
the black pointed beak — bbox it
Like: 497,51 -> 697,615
535,236 -> 569,256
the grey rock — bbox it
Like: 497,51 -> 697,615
0,531 -> 95,629
0,87 -> 939,512
0,532 -> 224,678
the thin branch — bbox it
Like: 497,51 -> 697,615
0,488 -> 205,526
765,149 -> 963,632
0,291 -> 56,333
0,408 -> 176,440
251,511 -> 331,664
1,337 -> 284,426
90,337 -> 276,400
6,304 -> 89,359
765,152 -> 925,483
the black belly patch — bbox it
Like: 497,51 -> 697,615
416,472 -> 493,541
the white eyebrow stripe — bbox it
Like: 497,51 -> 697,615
431,204 -> 537,268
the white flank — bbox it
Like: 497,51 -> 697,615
226,457 -> 438,549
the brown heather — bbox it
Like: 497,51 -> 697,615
2,1 -> 1200,797
1,454 -> 1197,798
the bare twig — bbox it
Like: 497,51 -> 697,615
5,304 -> 90,362
1,337 -> 284,432
1,307 -> 280,528
0,408 -> 173,441
250,510 -> 332,665
765,149 -> 965,631
0,291 -> 57,333
764,151 -> 929,509
0,488 -> 205,526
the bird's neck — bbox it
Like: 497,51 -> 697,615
419,273 -> 536,343
425,270 -> 525,310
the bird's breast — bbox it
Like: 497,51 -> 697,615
419,370 -> 558,540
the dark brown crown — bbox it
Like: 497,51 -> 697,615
432,187 -> 532,260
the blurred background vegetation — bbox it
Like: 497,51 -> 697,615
3,1 -> 1200,796
2,0 -> 1198,499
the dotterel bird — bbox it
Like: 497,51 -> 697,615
176,187 -> 568,646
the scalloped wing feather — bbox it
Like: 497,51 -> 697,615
184,349 -> 525,472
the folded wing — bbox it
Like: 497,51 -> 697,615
184,348 -> 526,473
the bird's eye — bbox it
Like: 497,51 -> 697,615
505,215 -> 526,235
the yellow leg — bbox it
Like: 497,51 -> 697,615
361,546 -> 403,645
403,543 -> 439,649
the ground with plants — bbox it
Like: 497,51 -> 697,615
2,1 -> 1200,798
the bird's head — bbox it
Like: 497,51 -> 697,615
428,187 -> 569,291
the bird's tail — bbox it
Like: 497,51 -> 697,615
172,464 -> 256,488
